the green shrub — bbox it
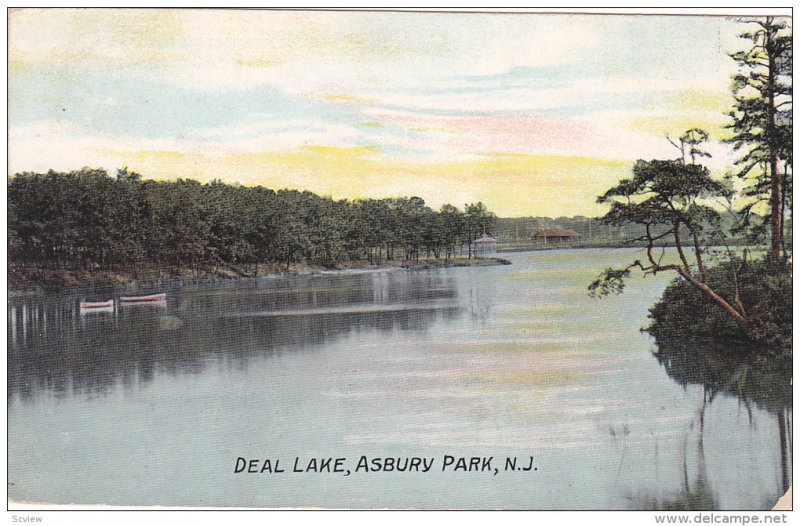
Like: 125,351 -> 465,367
646,258 -> 792,359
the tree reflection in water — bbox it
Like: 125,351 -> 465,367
636,335 -> 791,510
8,273 -> 461,403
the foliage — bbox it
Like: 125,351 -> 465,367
724,16 -> 792,258
464,202 -> 497,258
667,128 -> 713,165
587,267 -> 631,297
590,150 -> 733,301
8,169 -> 497,272
647,259 -> 792,359
589,126 -> 791,343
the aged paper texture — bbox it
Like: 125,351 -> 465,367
6,8 -> 792,514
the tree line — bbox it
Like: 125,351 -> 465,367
493,215 -> 757,247
8,168 -> 496,272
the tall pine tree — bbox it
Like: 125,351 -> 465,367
725,16 -> 792,260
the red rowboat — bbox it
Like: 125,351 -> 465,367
119,293 -> 167,303
79,300 -> 114,309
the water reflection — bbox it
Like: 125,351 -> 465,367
8,272 -> 461,402
6,250 -> 791,509
644,335 -> 792,509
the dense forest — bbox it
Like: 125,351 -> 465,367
7,168 -> 497,273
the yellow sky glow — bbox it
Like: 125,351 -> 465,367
96,145 -> 630,217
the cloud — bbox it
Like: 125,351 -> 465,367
9,120 -> 83,139
9,10 -> 737,95
460,14 -> 606,76
185,119 -> 367,151
9,116 -> 374,171
8,10 -> 748,215
359,108 -> 713,163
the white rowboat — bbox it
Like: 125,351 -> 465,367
79,300 -> 114,309
79,300 -> 114,315
119,293 -> 167,303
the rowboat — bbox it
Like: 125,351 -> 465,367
79,300 -> 114,309
119,293 -> 167,303
79,299 -> 114,314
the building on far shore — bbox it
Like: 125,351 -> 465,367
531,227 -> 580,245
474,234 -> 498,255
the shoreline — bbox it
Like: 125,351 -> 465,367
8,257 -> 512,297
497,241 -> 763,253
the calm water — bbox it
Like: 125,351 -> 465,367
7,249 -> 792,509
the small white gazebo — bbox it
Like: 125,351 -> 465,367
474,234 -> 498,255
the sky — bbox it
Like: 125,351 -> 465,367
6,9 -> 773,217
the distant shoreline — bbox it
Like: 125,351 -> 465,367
498,243 -> 627,253
497,241 -> 763,253
498,243 -> 657,253
8,257 -> 512,296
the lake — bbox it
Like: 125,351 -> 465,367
7,248 -> 792,509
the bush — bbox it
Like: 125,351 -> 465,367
646,258 -> 792,359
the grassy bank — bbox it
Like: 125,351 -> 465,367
8,256 -> 512,296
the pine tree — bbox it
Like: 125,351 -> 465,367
725,16 -> 792,260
